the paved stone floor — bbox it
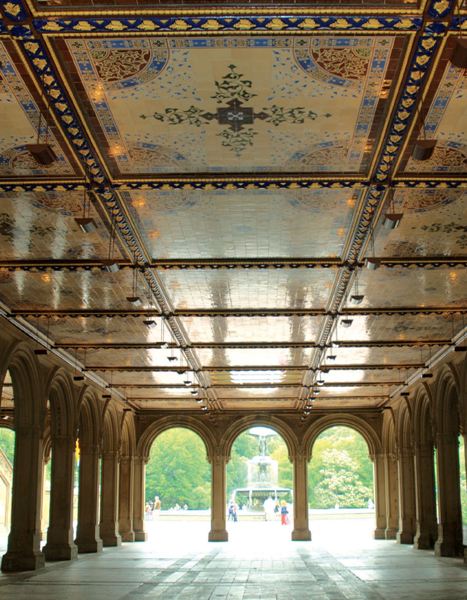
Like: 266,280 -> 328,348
1,518 -> 466,599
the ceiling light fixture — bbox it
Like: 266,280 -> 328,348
75,183 -> 97,233
126,262 -> 142,306
412,104 -> 437,161
382,189 -> 403,230
341,318 -> 353,328
103,215 -> 120,272
143,319 -> 157,328
365,257 -> 380,270
349,268 -> 365,305
26,104 -> 57,165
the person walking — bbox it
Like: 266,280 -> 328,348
280,500 -> 289,526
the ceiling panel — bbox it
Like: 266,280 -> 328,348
344,267 -> 467,309
126,188 -> 359,260
54,35 -> 406,175
0,269 -> 151,311
373,189 -> 467,258
0,190 -> 113,261
179,315 -> 324,343
335,313 -> 464,342
196,347 -> 314,368
157,268 -> 335,310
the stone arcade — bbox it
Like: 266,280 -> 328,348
0,0 -> 466,596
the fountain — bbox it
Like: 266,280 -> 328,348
231,427 -> 292,512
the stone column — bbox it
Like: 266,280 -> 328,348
373,453 -> 387,539
1,426 -> 45,572
100,450 -> 122,546
434,433 -> 463,557
384,453 -> 399,539
132,455 -> 147,541
75,444 -> 103,553
208,449 -> 228,542
413,442 -> 438,550
291,448 -> 311,541
397,448 -> 416,544
119,455 -> 135,542
43,435 -> 78,560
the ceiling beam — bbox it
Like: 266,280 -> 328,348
87,363 -> 422,372
1,256 -> 466,270
54,339 -> 451,349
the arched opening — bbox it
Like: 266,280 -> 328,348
145,427 -> 211,544
226,426 -> 293,540
308,426 -> 375,543
0,427 -> 14,550
459,435 -> 466,545
0,369 -> 14,550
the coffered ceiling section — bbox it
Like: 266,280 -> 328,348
51,35 -> 406,176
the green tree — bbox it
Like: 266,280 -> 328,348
145,428 -> 211,509
0,427 -> 15,464
308,427 -> 373,509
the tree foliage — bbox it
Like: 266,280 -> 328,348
0,427 -> 15,464
145,428 -> 211,509
308,427 -> 373,509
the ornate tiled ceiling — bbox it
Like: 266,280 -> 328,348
0,0 -> 465,416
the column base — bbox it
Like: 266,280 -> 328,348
434,538 -> 464,557
134,531 -> 147,542
76,538 -> 103,554
374,528 -> 386,540
43,543 -> 78,561
1,551 -> 45,572
414,531 -> 436,550
208,529 -> 228,542
397,530 -> 414,544
385,527 -> 398,540
102,534 -> 122,547
121,531 -> 135,542
291,528 -> 311,541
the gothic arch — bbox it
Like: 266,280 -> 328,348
137,415 -> 215,463
222,415 -> 297,462
304,413 -> 381,461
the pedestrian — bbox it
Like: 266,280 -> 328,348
280,500 -> 289,525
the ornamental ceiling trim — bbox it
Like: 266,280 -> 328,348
0,180 -> 465,193
31,17 -> 424,37
23,0 -> 428,18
